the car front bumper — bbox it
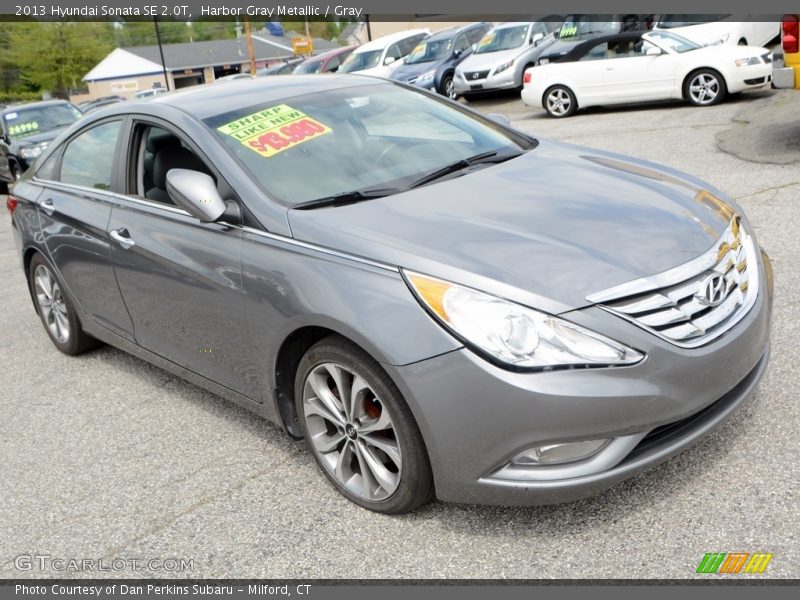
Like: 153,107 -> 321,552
454,69 -> 518,94
727,62 -> 774,92
384,251 -> 773,506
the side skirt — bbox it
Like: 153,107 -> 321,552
81,319 -> 281,426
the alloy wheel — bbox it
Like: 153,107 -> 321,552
445,78 -> 456,100
689,73 -> 720,105
34,264 -> 70,344
547,88 -> 572,116
302,362 -> 402,502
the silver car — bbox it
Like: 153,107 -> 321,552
8,76 -> 772,513
454,19 -> 561,97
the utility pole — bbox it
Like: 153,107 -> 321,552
304,18 -> 310,38
243,18 -> 257,75
153,16 -> 170,91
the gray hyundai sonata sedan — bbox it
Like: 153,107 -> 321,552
8,75 -> 772,513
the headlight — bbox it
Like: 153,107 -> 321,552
416,69 -> 435,83
493,60 -> 514,75
19,142 -> 48,160
405,271 -> 644,370
735,56 -> 761,67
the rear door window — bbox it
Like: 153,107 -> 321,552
59,120 -> 122,190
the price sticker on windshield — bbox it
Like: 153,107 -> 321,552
8,121 -> 39,137
477,33 -> 495,49
217,104 -> 332,158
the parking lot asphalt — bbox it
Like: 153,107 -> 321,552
1,88 -> 798,579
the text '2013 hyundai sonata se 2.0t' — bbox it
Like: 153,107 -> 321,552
8,76 -> 772,513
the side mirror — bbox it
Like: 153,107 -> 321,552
531,32 -> 544,46
166,169 -> 227,222
486,113 -> 511,127
384,56 -> 396,66
645,46 -> 662,56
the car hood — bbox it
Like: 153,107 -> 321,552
392,60 -> 443,81
287,139 -> 735,314
12,127 -> 66,148
687,44 -> 769,60
458,48 -> 522,71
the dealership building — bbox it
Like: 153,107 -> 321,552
81,34 -> 337,100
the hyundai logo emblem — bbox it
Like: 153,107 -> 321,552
698,274 -> 728,307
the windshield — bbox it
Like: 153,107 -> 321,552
475,25 -> 529,53
657,15 -> 727,29
295,59 -> 324,74
406,38 -> 453,63
646,31 -> 701,53
559,16 -> 619,39
339,50 -> 383,73
3,104 -> 82,139
205,83 -> 533,206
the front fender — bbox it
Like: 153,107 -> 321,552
239,229 -> 462,398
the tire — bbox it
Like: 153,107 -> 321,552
543,85 -> 578,118
738,38 -> 747,46
441,74 -> 456,100
684,69 -> 727,107
295,335 -> 434,514
28,253 -> 99,355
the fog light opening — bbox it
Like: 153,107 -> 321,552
511,439 -> 611,466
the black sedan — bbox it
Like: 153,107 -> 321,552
1,100 -> 83,189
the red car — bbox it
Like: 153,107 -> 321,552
293,45 -> 358,74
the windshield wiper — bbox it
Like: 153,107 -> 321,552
293,187 -> 400,210
409,150 -> 521,189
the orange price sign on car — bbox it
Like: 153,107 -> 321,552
217,104 -> 332,158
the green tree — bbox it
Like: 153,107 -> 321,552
7,22 -> 112,98
0,23 -> 21,93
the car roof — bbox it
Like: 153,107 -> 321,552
301,45 -> 358,62
492,22 -> 533,30
355,28 -> 430,52
1,99 -> 72,114
147,74 -> 383,119
428,22 -> 485,41
559,31 -> 645,60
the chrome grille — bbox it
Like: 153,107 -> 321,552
586,216 -> 759,348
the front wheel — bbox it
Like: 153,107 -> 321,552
685,69 -> 727,106
543,85 -> 577,117
441,74 -> 456,100
295,335 -> 434,513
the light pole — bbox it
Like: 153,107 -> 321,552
153,16 -> 171,91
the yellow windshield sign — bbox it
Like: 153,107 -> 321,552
217,104 -> 332,158
477,32 -> 495,48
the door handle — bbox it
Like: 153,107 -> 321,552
41,198 -> 55,216
110,228 -> 135,250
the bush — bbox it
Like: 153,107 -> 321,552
0,91 -> 43,104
